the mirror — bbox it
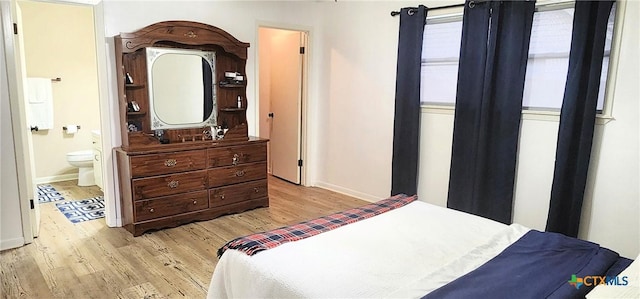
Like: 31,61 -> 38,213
146,47 -> 217,130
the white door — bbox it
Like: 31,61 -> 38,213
268,30 -> 304,184
3,0 -> 40,238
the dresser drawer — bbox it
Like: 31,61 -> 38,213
208,162 -> 267,188
135,190 -> 208,222
130,150 -> 206,178
132,170 -> 208,200
207,143 -> 267,168
209,179 -> 268,208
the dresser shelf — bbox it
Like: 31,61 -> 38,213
220,107 -> 247,112
125,83 -> 145,89
219,82 -> 245,88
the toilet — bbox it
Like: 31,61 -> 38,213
66,150 -> 95,186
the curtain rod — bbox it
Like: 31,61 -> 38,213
390,1 -> 492,17
391,1 -> 574,18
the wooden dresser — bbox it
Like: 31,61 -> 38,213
116,138 -> 268,236
113,21 -> 268,235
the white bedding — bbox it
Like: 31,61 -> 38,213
587,253 -> 640,299
208,200 -> 530,298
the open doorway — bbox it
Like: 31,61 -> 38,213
7,0 -> 106,239
258,27 -> 308,185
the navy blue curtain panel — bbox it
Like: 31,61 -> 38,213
546,1 -> 614,237
447,1 -> 534,224
391,6 -> 427,196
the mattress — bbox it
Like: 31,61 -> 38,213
208,200 -> 530,298
587,253 -> 640,299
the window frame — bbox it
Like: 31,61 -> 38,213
420,0 -> 626,125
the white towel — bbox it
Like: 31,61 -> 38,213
26,78 -> 54,130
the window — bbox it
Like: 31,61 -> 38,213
420,19 -> 462,105
420,2 -> 617,114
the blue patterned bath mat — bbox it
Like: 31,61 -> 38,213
38,184 -> 65,203
55,196 -> 105,223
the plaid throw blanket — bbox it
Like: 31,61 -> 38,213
217,194 -> 418,258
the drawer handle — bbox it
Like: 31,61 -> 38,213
94,155 -> 99,162
254,187 -> 260,193
167,180 -> 179,188
235,170 -> 245,177
220,194 -> 225,200
232,154 -> 240,166
164,159 -> 177,167
149,208 -> 155,213
192,200 -> 198,205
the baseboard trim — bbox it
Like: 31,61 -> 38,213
0,237 -> 25,251
314,181 -> 381,203
34,174 -> 78,184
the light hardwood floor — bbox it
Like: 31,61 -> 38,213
0,177 -> 367,298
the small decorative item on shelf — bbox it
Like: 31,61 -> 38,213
154,129 -> 168,143
203,128 -> 213,140
125,72 -> 134,84
128,101 -> 140,112
220,71 -> 244,86
210,125 -> 229,140
127,121 -> 140,132
225,71 -> 239,80
237,95 -> 242,108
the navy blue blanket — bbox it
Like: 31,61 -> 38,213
423,230 -> 626,299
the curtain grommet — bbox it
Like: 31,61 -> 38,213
408,8 -> 416,16
469,1 -> 476,8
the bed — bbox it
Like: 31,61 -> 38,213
208,194 -> 635,298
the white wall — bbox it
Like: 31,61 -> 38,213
314,1 -> 412,201
1,9 -> 25,250
101,1 -> 638,257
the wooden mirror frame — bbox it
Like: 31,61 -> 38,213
114,21 -> 250,150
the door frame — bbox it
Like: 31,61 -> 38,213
3,0 -> 119,243
92,1 -> 122,228
255,22 -> 310,186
